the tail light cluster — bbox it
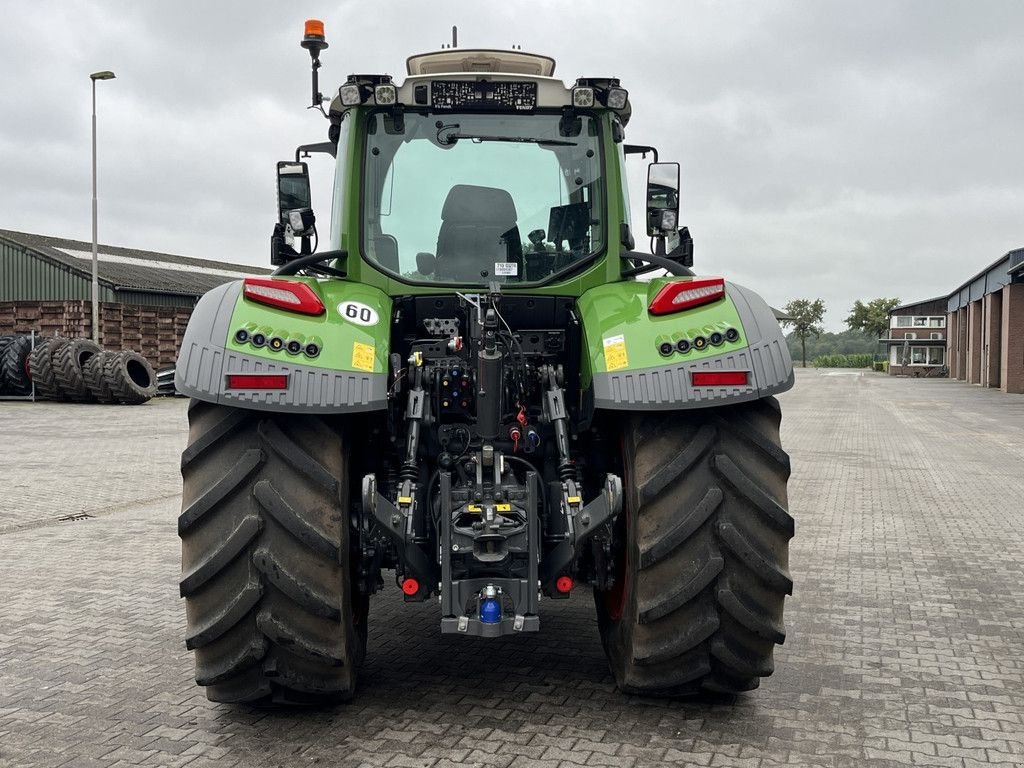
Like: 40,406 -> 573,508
243,277 -> 325,316
237,278 -> 323,359
648,277 -> 725,316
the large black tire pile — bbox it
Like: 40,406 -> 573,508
0,334 -> 159,405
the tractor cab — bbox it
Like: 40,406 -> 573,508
271,25 -> 691,286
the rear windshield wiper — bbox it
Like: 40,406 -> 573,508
441,133 -> 577,147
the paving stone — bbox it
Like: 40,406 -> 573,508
2,371 -> 1024,767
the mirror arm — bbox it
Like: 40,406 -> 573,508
619,252 -> 692,277
295,141 -> 337,161
624,144 -> 659,162
271,250 -> 348,277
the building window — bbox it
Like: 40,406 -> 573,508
891,315 -> 946,329
908,346 -> 945,366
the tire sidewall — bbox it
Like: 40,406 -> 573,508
595,422 -> 640,684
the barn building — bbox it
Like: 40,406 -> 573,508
0,229 -> 267,369
946,248 -> 1024,393
887,247 -> 1024,394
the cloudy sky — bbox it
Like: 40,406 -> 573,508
2,1 -> 1021,329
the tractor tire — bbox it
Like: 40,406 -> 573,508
53,338 -> 103,402
595,397 -> 794,697
83,351 -> 117,404
179,400 -> 367,704
28,337 -> 69,400
1,335 -> 32,395
0,335 -> 13,392
103,350 -> 157,404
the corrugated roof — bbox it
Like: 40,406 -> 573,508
889,296 -> 947,312
0,229 -> 269,297
946,247 -> 1023,299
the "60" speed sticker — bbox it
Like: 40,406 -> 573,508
337,301 -> 379,326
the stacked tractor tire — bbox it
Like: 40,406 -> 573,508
0,334 -> 158,404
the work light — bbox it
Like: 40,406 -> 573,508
374,84 -> 397,105
571,86 -> 595,108
339,83 -> 363,106
605,87 -> 628,110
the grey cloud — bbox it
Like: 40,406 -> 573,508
1,0 -> 1021,329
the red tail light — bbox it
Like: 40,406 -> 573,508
243,277 -> 325,316
648,277 -> 725,316
226,374 -> 289,390
401,578 -> 420,596
691,371 -> 749,387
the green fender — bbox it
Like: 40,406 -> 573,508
175,278 -> 392,413
577,276 -> 794,410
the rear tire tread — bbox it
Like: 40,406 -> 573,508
179,400 -> 362,704
0,335 -> 34,395
83,352 -> 117,403
597,397 -> 793,697
29,338 -> 68,400
53,339 -> 102,401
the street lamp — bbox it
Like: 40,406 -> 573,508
90,70 -> 115,344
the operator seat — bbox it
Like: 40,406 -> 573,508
436,185 -> 519,281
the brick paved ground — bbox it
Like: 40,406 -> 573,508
1,370 -> 1023,767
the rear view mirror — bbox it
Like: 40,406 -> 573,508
646,161 -> 680,237
277,161 -> 312,227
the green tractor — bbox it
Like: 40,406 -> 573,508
176,21 -> 795,704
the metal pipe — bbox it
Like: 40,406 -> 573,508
89,71 -> 115,344
91,79 -> 97,343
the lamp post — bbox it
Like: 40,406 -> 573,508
90,70 -> 115,344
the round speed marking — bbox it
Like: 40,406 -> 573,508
337,301 -> 379,326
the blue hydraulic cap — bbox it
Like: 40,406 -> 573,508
479,585 -> 501,624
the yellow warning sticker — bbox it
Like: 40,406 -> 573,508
351,341 -> 376,372
602,334 -> 629,371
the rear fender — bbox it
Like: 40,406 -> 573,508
175,279 -> 391,413
578,278 -> 793,410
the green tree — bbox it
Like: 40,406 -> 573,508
782,298 -> 826,368
846,297 -> 900,340
784,328 -> 877,361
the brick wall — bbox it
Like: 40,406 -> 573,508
946,311 -> 958,378
1001,284 -> 1024,394
982,292 -> 1002,388
0,301 -> 192,370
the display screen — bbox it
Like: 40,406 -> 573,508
430,81 -> 537,112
